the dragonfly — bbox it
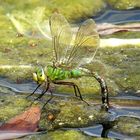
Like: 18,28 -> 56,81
26,13 -> 109,111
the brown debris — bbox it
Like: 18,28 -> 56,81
0,106 -> 41,132
97,23 -> 140,35
47,112 -> 56,122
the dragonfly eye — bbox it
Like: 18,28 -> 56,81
36,67 -> 46,82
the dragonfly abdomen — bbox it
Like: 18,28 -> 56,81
70,69 -> 82,78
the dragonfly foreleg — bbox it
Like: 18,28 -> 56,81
42,90 -> 54,109
53,81 -> 89,105
26,84 -> 41,99
33,82 -> 50,101
73,85 -> 78,97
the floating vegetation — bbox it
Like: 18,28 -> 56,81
113,117 -> 140,136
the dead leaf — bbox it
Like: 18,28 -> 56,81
0,106 -> 41,132
97,23 -> 140,35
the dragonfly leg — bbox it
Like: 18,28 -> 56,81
73,84 -> 78,97
74,84 -> 90,106
33,82 -> 50,101
42,90 -> 54,109
53,81 -> 89,105
26,84 -> 41,99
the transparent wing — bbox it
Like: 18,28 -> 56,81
49,13 -> 99,69
49,13 -> 73,64
7,7 -> 50,39
64,19 -> 100,68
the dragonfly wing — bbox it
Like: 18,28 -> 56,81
7,8 -> 48,39
49,13 -> 73,65
65,19 -> 100,68
37,13 -> 99,69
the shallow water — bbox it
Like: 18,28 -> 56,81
0,77 -> 140,139
94,9 -> 140,24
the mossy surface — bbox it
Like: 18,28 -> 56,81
0,45 -> 140,96
20,130 -> 113,140
0,86 -> 139,139
0,86 -> 109,131
96,46 -> 140,93
102,31 -> 140,39
0,87 -> 30,122
113,117 -> 140,136
39,99 -> 109,130
107,0 -> 140,10
0,0 -> 105,22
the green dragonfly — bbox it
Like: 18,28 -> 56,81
26,13 -> 109,111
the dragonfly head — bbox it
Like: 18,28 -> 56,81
33,67 -> 46,84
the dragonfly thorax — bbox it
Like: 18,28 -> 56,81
53,60 -> 73,70
46,66 -> 82,81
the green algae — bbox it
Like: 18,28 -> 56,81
97,46 -> 140,93
39,130 -> 89,140
102,31 -> 140,39
0,85 -> 139,140
20,130 -> 113,140
0,67 -> 34,82
0,85 -> 109,130
107,0 -> 140,10
0,45 -> 140,96
39,99 -> 109,129
1,0 -> 105,22
113,117 -> 140,136
0,77 -> 139,140
55,77 -> 100,95
0,87 -> 30,121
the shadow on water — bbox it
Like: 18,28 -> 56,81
78,106 -> 140,139
0,78 -> 140,139
79,124 -> 135,140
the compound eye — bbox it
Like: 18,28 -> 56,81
40,68 -> 45,77
36,67 -> 46,82
37,68 -> 43,77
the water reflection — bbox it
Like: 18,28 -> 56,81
79,123 -> 135,139
94,9 -> 140,24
